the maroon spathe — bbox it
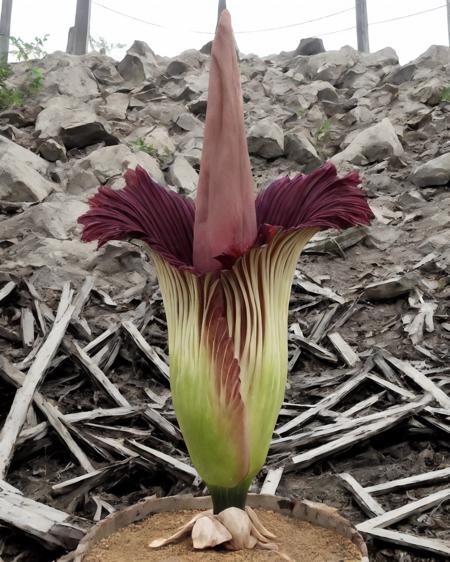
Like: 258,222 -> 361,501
78,10 -> 373,274
78,162 -> 373,273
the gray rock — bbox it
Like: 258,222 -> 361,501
168,156 -> 198,193
0,160 -> 55,202
385,63 -> 417,85
411,153 -> 450,187
295,38 -> 325,56
36,95 -> 87,138
363,47 -> 399,67
342,106 -> 376,127
38,51 -> 100,100
0,236 -> 95,276
296,81 -> 338,110
179,135 -> 203,167
67,144 -> 165,194
103,93 -> 129,120
332,118 -> 404,166
61,121 -> 118,150
38,138 -> 67,162
414,45 -> 450,68
187,94 -> 208,115
413,77 -> 446,106
138,101 -> 186,126
200,41 -> 213,55
126,126 -> 175,167
285,130 -> 322,171
82,52 -> 124,86
0,136 -> 49,174
342,65 -> 380,90
36,96 -> 117,148
0,109 -> 32,127
175,112 -> 204,134
248,119 -> 284,159
0,198 -> 87,240
118,40 -> 160,83
300,46 -> 360,85
166,49 -> 205,77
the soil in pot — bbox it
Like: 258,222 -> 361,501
84,508 -> 363,562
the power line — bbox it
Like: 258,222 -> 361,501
234,7 -> 355,34
370,3 -> 447,27
93,2 -> 355,35
313,3 -> 447,38
93,1 -> 447,39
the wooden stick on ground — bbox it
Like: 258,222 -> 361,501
127,440 -> 198,484
0,283 -> 76,478
0,487 -> 88,549
357,488 -> 450,532
338,473 -> 385,517
358,527 -> 450,557
288,398 -> 430,470
18,406 -> 138,445
0,281 -> 16,304
384,354 -> 450,409
327,332 -> 360,367
260,467 -> 284,495
365,466 -> 450,495
122,320 -> 170,382
70,342 -> 130,407
0,357 -> 94,473
276,373 -> 366,434
20,308 -> 35,348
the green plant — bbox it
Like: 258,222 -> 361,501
0,34 -> 47,110
0,84 -> 23,110
441,85 -> 450,103
9,34 -> 48,61
0,63 -> 44,111
0,62 -> 21,110
315,118 -> 332,143
129,137 -> 160,159
89,36 -> 126,56
26,66 -> 44,95
78,10 -> 373,548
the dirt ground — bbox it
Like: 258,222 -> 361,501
1,160 -> 450,561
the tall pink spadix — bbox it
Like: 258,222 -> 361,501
193,10 -> 257,273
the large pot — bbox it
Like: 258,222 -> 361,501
58,494 -> 369,561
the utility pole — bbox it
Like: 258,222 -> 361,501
355,0 -> 370,53
0,0 -> 13,64
218,0 -> 226,21
67,0 -> 91,55
447,0 -> 450,46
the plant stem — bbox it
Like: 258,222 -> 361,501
208,479 -> 251,514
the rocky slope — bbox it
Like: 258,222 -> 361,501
0,40 -> 449,293
0,38 -> 449,562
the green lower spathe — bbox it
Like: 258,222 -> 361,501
150,228 -> 317,510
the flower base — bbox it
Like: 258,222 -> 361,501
58,494 -> 369,562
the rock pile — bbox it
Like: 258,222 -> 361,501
0,40 -> 449,295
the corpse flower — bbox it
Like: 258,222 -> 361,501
79,6 -> 372,549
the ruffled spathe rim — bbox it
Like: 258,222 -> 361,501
78,162 -> 373,275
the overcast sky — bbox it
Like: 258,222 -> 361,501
8,0 -> 449,63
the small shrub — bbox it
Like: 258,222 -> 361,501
26,66 -> 44,95
315,119 -> 332,143
129,138 -> 160,159
441,85 -> 450,103
0,34 -> 47,110
9,34 -> 48,61
90,36 -> 126,56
